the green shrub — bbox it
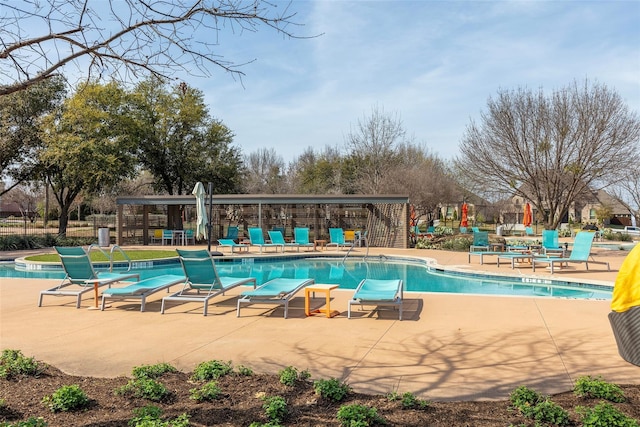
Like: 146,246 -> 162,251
400,392 -> 429,409
0,417 -> 48,427
530,399 -> 570,426
236,365 -> 254,376
190,381 -> 222,402
336,404 -> 385,427
262,395 -> 287,423
510,386 -> 544,417
574,375 -> 626,403
248,422 -> 282,427
577,401 -> 639,427
190,360 -> 233,381
116,378 -> 170,402
313,378 -> 351,402
278,366 -> 310,386
132,363 -> 177,380
42,384 -> 90,412
128,405 -> 190,427
0,349 -> 41,379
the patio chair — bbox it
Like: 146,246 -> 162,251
150,229 -> 163,244
608,243 -> 640,366
161,249 -> 257,316
38,246 -> 140,308
525,226 -> 535,237
327,228 -> 351,250
248,227 -> 284,253
541,229 -> 565,256
292,227 -> 315,251
236,277 -> 315,318
532,232 -> 610,274
268,230 -> 300,252
161,229 -> 173,245
348,279 -> 404,320
224,226 -> 239,241
101,274 -> 186,312
216,238 -> 250,253
469,231 -> 490,252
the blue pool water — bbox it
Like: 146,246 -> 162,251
1,256 -> 612,300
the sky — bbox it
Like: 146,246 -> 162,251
188,0 -> 640,164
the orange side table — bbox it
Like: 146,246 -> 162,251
305,284 -> 340,318
313,239 -> 327,251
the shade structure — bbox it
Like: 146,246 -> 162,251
523,203 -> 532,227
460,203 -> 468,228
192,182 -> 208,240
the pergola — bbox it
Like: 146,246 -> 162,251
115,194 -> 410,248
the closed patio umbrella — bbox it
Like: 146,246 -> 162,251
192,182 -> 208,241
523,203 -> 532,227
460,203 -> 468,228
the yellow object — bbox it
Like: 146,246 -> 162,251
305,284 -> 340,318
344,230 -> 355,242
611,243 -> 640,312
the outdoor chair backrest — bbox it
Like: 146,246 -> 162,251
473,231 -> 489,246
569,232 -> 596,261
459,227 -> 467,234
294,227 -> 310,244
248,227 -> 266,245
525,227 -> 534,236
542,230 -> 559,249
162,229 -> 173,239
55,246 -> 98,283
329,228 -> 345,244
472,227 -> 480,233
268,230 -> 286,245
177,249 -> 221,289
225,226 -> 239,240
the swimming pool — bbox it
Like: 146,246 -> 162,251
3,255 -> 612,300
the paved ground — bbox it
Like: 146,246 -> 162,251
1,242 -> 638,401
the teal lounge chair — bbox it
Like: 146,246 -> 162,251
248,227 -> 284,253
541,229 -> 565,256
236,278 -> 314,318
161,249 -> 257,316
292,227 -> 314,251
224,226 -> 239,240
470,231 -> 490,252
348,279 -> 404,320
101,274 -> 186,312
497,252 -> 534,269
472,227 -> 480,233
532,232 -> 610,274
525,226 -> 535,237
216,238 -> 249,253
268,230 -> 300,252
38,246 -> 139,308
327,228 -> 351,250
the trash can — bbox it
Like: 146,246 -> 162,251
98,228 -> 110,247
496,225 -> 503,237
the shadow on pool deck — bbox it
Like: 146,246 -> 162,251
1,244 -> 638,401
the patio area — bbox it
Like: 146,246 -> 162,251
1,244 -> 637,401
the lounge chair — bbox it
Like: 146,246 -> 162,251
292,227 -> 315,251
525,226 -> 535,237
161,249 -> 257,316
216,238 -> 250,253
532,232 -> 610,274
348,279 -> 404,320
497,251 -> 534,268
468,251 -> 504,264
248,227 -> 284,253
469,231 -> 490,252
541,229 -> 565,256
224,226 -> 239,240
327,228 -> 351,250
38,246 -> 139,308
471,227 -> 480,233
101,274 -> 186,312
268,230 -> 300,252
608,243 -> 640,366
236,278 -> 314,318
161,229 -> 173,245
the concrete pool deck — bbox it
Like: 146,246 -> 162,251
1,243 -> 638,401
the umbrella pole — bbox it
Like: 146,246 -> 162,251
207,182 -> 213,252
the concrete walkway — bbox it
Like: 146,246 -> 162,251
1,244 -> 638,401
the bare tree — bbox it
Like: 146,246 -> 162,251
346,105 -> 407,194
243,147 -> 286,194
455,80 -> 640,229
0,0 -> 309,95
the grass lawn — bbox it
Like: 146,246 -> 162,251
25,249 -> 178,263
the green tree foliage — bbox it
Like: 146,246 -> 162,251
131,78 -> 243,195
39,81 -> 138,235
456,79 -> 640,229
0,77 -> 66,195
